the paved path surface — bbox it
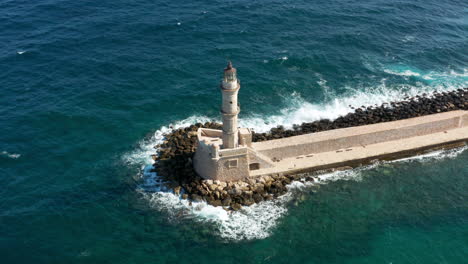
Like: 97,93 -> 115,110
251,111 -> 468,176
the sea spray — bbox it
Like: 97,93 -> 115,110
1,151 -> 21,159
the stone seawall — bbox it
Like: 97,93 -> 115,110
253,88 -> 468,141
151,88 -> 468,210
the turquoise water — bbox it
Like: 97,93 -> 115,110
1,0 -> 467,263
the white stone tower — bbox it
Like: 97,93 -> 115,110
221,62 -> 240,149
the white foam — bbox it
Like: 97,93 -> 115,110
449,69 -> 468,77
402,35 -> 415,43
1,151 -> 21,159
391,145 -> 467,163
138,164 -> 363,241
122,115 -> 213,165
384,69 -> 421,77
383,66 -> 468,84
125,117 -> 305,240
137,167 -> 290,240
430,69 -> 468,78
419,69 -> 468,81
422,75 -> 435,80
240,83 -> 460,133
316,164 -> 378,183
17,51 -> 26,55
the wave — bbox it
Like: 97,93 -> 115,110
384,69 -> 421,77
122,116 -> 213,166
136,161 -> 358,241
1,151 -> 21,159
240,82 -> 462,133
383,65 -> 468,83
123,79 -> 467,241
391,145 -> 468,163
138,169 -> 290,240
402,35 -> 416,43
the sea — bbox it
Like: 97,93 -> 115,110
1,0 -> 467,263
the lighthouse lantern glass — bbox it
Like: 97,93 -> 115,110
225,72 -> 235,82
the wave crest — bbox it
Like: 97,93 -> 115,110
1,151 -> 21,159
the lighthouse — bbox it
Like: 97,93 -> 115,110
220,62 -> 240,149
194,62 -> 259,181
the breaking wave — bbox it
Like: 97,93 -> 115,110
383,65 -> 468,83
240,82 -> 464,133
138,169 -> 290,240
1,151 -> 21,159
391,145 -> 468,163
384,69 -> 421,77
123,81 -> 467,241
123,116 -> 213,166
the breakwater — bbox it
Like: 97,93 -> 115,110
253,88 -> 468,141
152,88 -> 468,210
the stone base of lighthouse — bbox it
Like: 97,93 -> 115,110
193,127 -> 275,181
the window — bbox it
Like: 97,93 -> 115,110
227,159 -> 238,168
249,163 -> 260,170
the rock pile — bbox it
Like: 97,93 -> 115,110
151,88 -> 468,209
152,122 -> 221,185
179,173 -> 310,210
253,88 -> 468,141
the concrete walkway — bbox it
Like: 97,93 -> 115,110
250,111 -> 468,177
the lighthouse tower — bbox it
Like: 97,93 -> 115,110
220,62 -> 240,149
194,62 -> 261,181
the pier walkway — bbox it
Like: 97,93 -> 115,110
250,110 -> 468,177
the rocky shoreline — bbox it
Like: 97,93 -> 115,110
151,88 -> 468,210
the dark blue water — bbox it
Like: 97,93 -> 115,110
1,0 -> 467,263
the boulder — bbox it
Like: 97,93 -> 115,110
173,186 -> 181,195
205,179 -> 213,185
221,197 -> 232,207
253,193 -> 264,203
253,183 -> 265,193
230,203 -> 242,211
208,199 -> 222,207
208,184 -> 218,192
243,197 -> 255,206
228,188 -> 243,196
